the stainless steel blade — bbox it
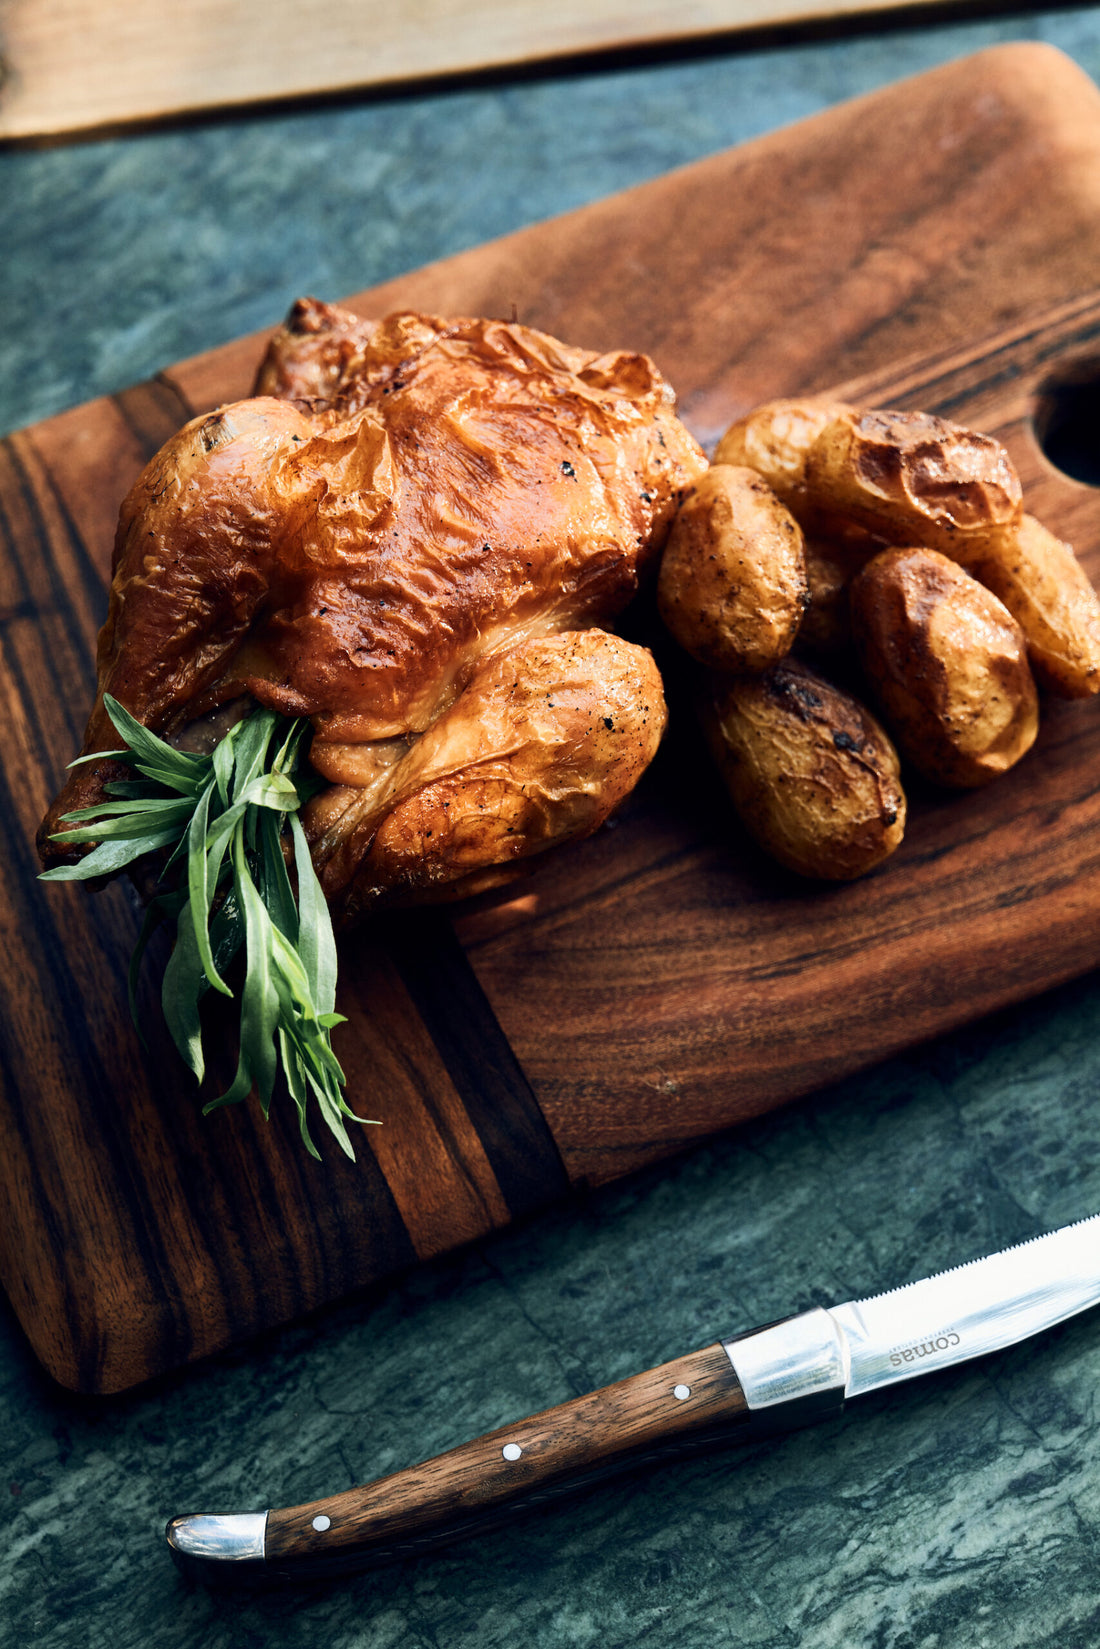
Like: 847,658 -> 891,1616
724,1213 -> 1100,1414
830,1212 -> 1100,1398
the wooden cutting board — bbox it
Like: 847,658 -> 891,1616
5,43 -> 1100,1394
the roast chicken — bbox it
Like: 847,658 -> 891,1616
39,300 -> 707,922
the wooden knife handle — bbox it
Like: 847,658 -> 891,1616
263,1343 -> 748,1574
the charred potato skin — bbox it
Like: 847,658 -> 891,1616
796,408 -> 1100,696
803,407 -> 1023,553
657,465 -> 809,673
706,658 -> 906,881
849,547 -> 1039,788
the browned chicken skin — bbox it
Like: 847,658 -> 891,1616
40,302 -> 706,919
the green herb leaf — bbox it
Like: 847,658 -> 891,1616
104,696 -> 209,783
290,813 -> 338,1015
39,699 -> 360,1156
185,777 -> 233,997
218,825 -> 282,1110
162,898 -> 211,1082
257,808 -> 298,942
39,826 -> 185,880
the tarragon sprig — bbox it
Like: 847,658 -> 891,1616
40,696 -> 368,1160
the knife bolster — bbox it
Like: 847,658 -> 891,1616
722,1306 -> 847,1428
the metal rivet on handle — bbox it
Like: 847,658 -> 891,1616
312,1515 -> 331,1532
673,1384 -> 691,1400
502,1443 -> 523,1461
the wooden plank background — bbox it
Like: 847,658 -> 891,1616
0,0 -> 964,140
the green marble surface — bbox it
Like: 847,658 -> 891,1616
5,10 -> 1100,1645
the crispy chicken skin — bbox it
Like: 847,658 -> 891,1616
252,294 -> 382,403
309,627 -> 667,922
39,302 -> 705,918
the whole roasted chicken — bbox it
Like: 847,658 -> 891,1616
39,301 -> 707,924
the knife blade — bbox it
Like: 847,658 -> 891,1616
165,1212 -> 1100,1579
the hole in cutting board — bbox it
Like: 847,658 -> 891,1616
1033,359 -> 1100,487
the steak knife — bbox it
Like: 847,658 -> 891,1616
166,1214 -> 1100,1579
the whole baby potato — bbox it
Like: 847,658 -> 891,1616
803,407 -> 1023,553
797,526 -> 885,661
705,657 -> 906,880
714,399 -> 849,507
657,465 -> 808,673
849,546 -> 1038,788
957,513 -> 1100,698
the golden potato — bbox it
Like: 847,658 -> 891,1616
803,407 -> 1023,553
705,657 -> 906,880
714,399 -> 849,507
850,547 -> 1038,788
657,465 -> 808,673
957,513 -> 1100,698
797,525 -> 886,660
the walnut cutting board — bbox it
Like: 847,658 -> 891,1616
5,44 -> 1100,1394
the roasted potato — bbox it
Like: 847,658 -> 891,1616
957,513 -> 1100,698
657,465 -> 808,673
850,547 -> 1038,788
714,399 -> 848,507
797,526 -> 885,661
802,407 -> 1023,554
705,657 -> 906,880
678,394 -> 1094,883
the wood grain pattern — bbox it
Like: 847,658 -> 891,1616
4,45 -> 1100,1393
0,0 -> 962,140
463,286 -> 1100,1188
263,1343 -> 747,1571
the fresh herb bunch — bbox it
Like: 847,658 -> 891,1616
40,697 -> 366,1160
